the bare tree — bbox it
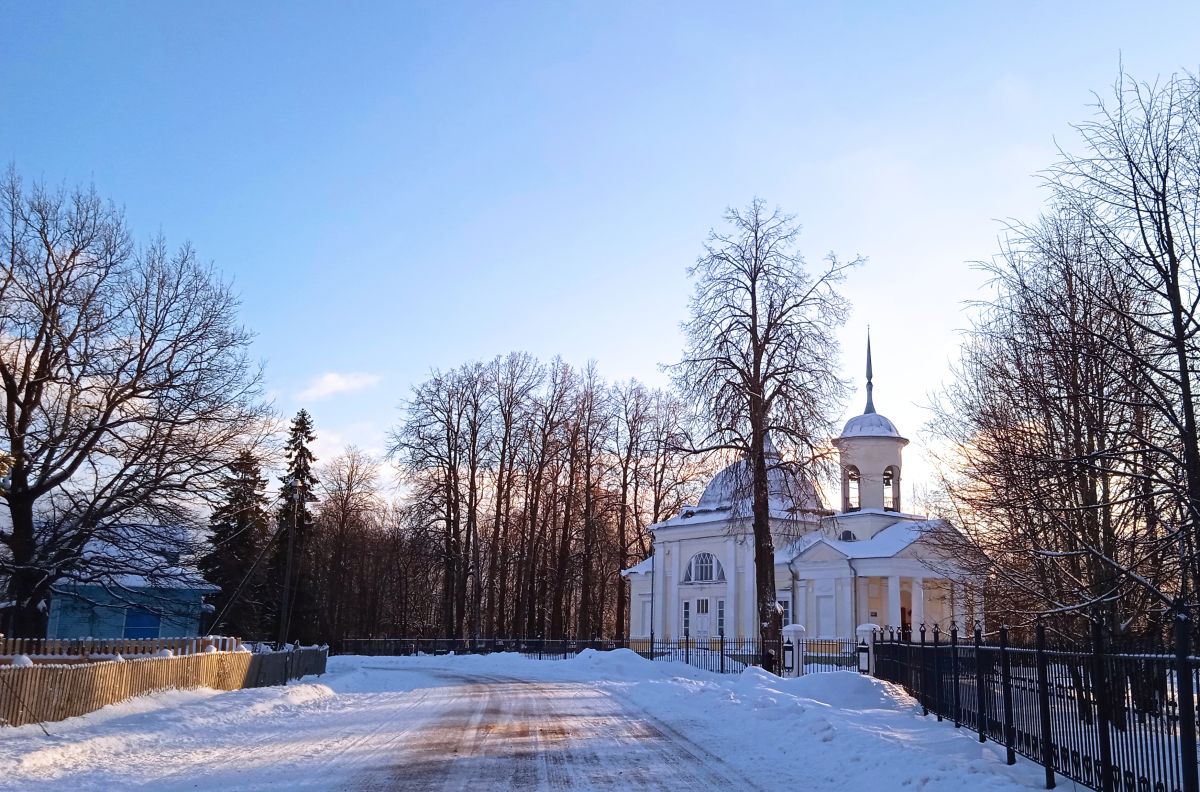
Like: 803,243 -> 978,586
483,352 -> 540,637
670,199 -> 859,642
928,210 -> 1173,638
1045,71 -> 1200,612
929,70 -> 1200,634
385,353 -> 706,640
0,170 -> 269,637
313,446 -> 382,640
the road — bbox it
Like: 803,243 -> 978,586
348,670 -> 763,791
0,655 -> 1039,791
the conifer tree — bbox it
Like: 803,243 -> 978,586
199,450 -> 272,638
273,410 -> 319,644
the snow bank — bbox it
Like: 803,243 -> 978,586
0,649 -> 1046,791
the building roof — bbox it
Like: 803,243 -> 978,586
839,412 -> 903,439
621,556 -> 654,576
784,519 -> 948,561
655,447 -> 823,531
60,536 -> 215,592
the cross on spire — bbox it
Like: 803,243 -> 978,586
864,330 -> 876,415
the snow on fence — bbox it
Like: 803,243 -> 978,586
0,645 -> 328,728
874,620 -> 1200,792
334,635 -> 859,676
0,635 -> 243,664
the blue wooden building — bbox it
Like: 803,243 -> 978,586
44,536 -> 217,640
46,582 -> 214,639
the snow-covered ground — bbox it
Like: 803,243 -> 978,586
0,650 -> 1050,790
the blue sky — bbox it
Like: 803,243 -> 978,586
3,2 -> 1199,493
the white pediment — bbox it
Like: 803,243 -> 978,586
795,541 -> 847,562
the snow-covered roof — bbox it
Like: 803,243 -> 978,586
786,519 -> 947,561
838,412 -> 903,439
621,557 -> 653,576
60,536 -> 215,592
655,442 -> 823,533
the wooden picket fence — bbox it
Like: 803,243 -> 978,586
0,635 -> 242,663
0,646 -> 328,728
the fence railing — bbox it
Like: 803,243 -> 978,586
0,645 -> 328,728
0,635 -> 243,662
873,618 -> 1200,792
335,634 -> 859,676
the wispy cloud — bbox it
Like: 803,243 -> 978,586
297,372 -> 382,402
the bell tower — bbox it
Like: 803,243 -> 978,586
833,334 -> 908,514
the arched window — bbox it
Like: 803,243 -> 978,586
846,466 -> 861,511
883,465 -> 900,511
682,552 -> 725,583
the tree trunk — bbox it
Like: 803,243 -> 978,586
4,496 -> 49,638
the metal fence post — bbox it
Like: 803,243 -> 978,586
919,623 -> 928,716
933,624 -> 943,722
1034,620 -> 1056,790
1091,618 -> 1114,792
685,631 -> 690,667
1175,609 -> 1199,792
951,623 -> 961,728
720,633 -> 725,675
999,625 -> 1016,765
975,622 -> 987,744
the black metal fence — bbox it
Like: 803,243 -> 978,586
334,634 -> 859,676
873,618 -> 1200,792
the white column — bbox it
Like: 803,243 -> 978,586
662,543 -> 673,639
952,581 -> 968,632
795,578 -> 808,632
791,576 -> 800,627
670,543 -> 682,639
651,547 -> 664,639
744,548 -> 756,638
911,576 -> 925,630
836,577 -> 852,637
725,539 -> 737,639
887,575 -> 902,631
806,580 -> 816,632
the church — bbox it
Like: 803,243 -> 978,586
623,341 -> 979,642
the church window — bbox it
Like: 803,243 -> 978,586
846,466 -> 861,511
717,599 -> 725,636
696,598 -> 709,615
884,466 -> 900,511
777,598 -> 792,627
682,600 -> 691,634
682,552 -> 725,583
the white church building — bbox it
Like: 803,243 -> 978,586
623,342 -> 979,642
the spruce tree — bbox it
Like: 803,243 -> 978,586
273,409 -> 320,644
199,451 -> 272,638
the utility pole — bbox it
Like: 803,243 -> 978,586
277,478 -> 301,647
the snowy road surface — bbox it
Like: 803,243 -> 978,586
353,672 -> 759,790
0,650 -> 1049,791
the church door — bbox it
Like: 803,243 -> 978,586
816,596 -> 836,637
694,598 -> 711,639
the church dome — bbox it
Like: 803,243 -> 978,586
696,453 -> 822,514
839,412 -> 901,439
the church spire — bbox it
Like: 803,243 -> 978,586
864,331 -> 876,415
